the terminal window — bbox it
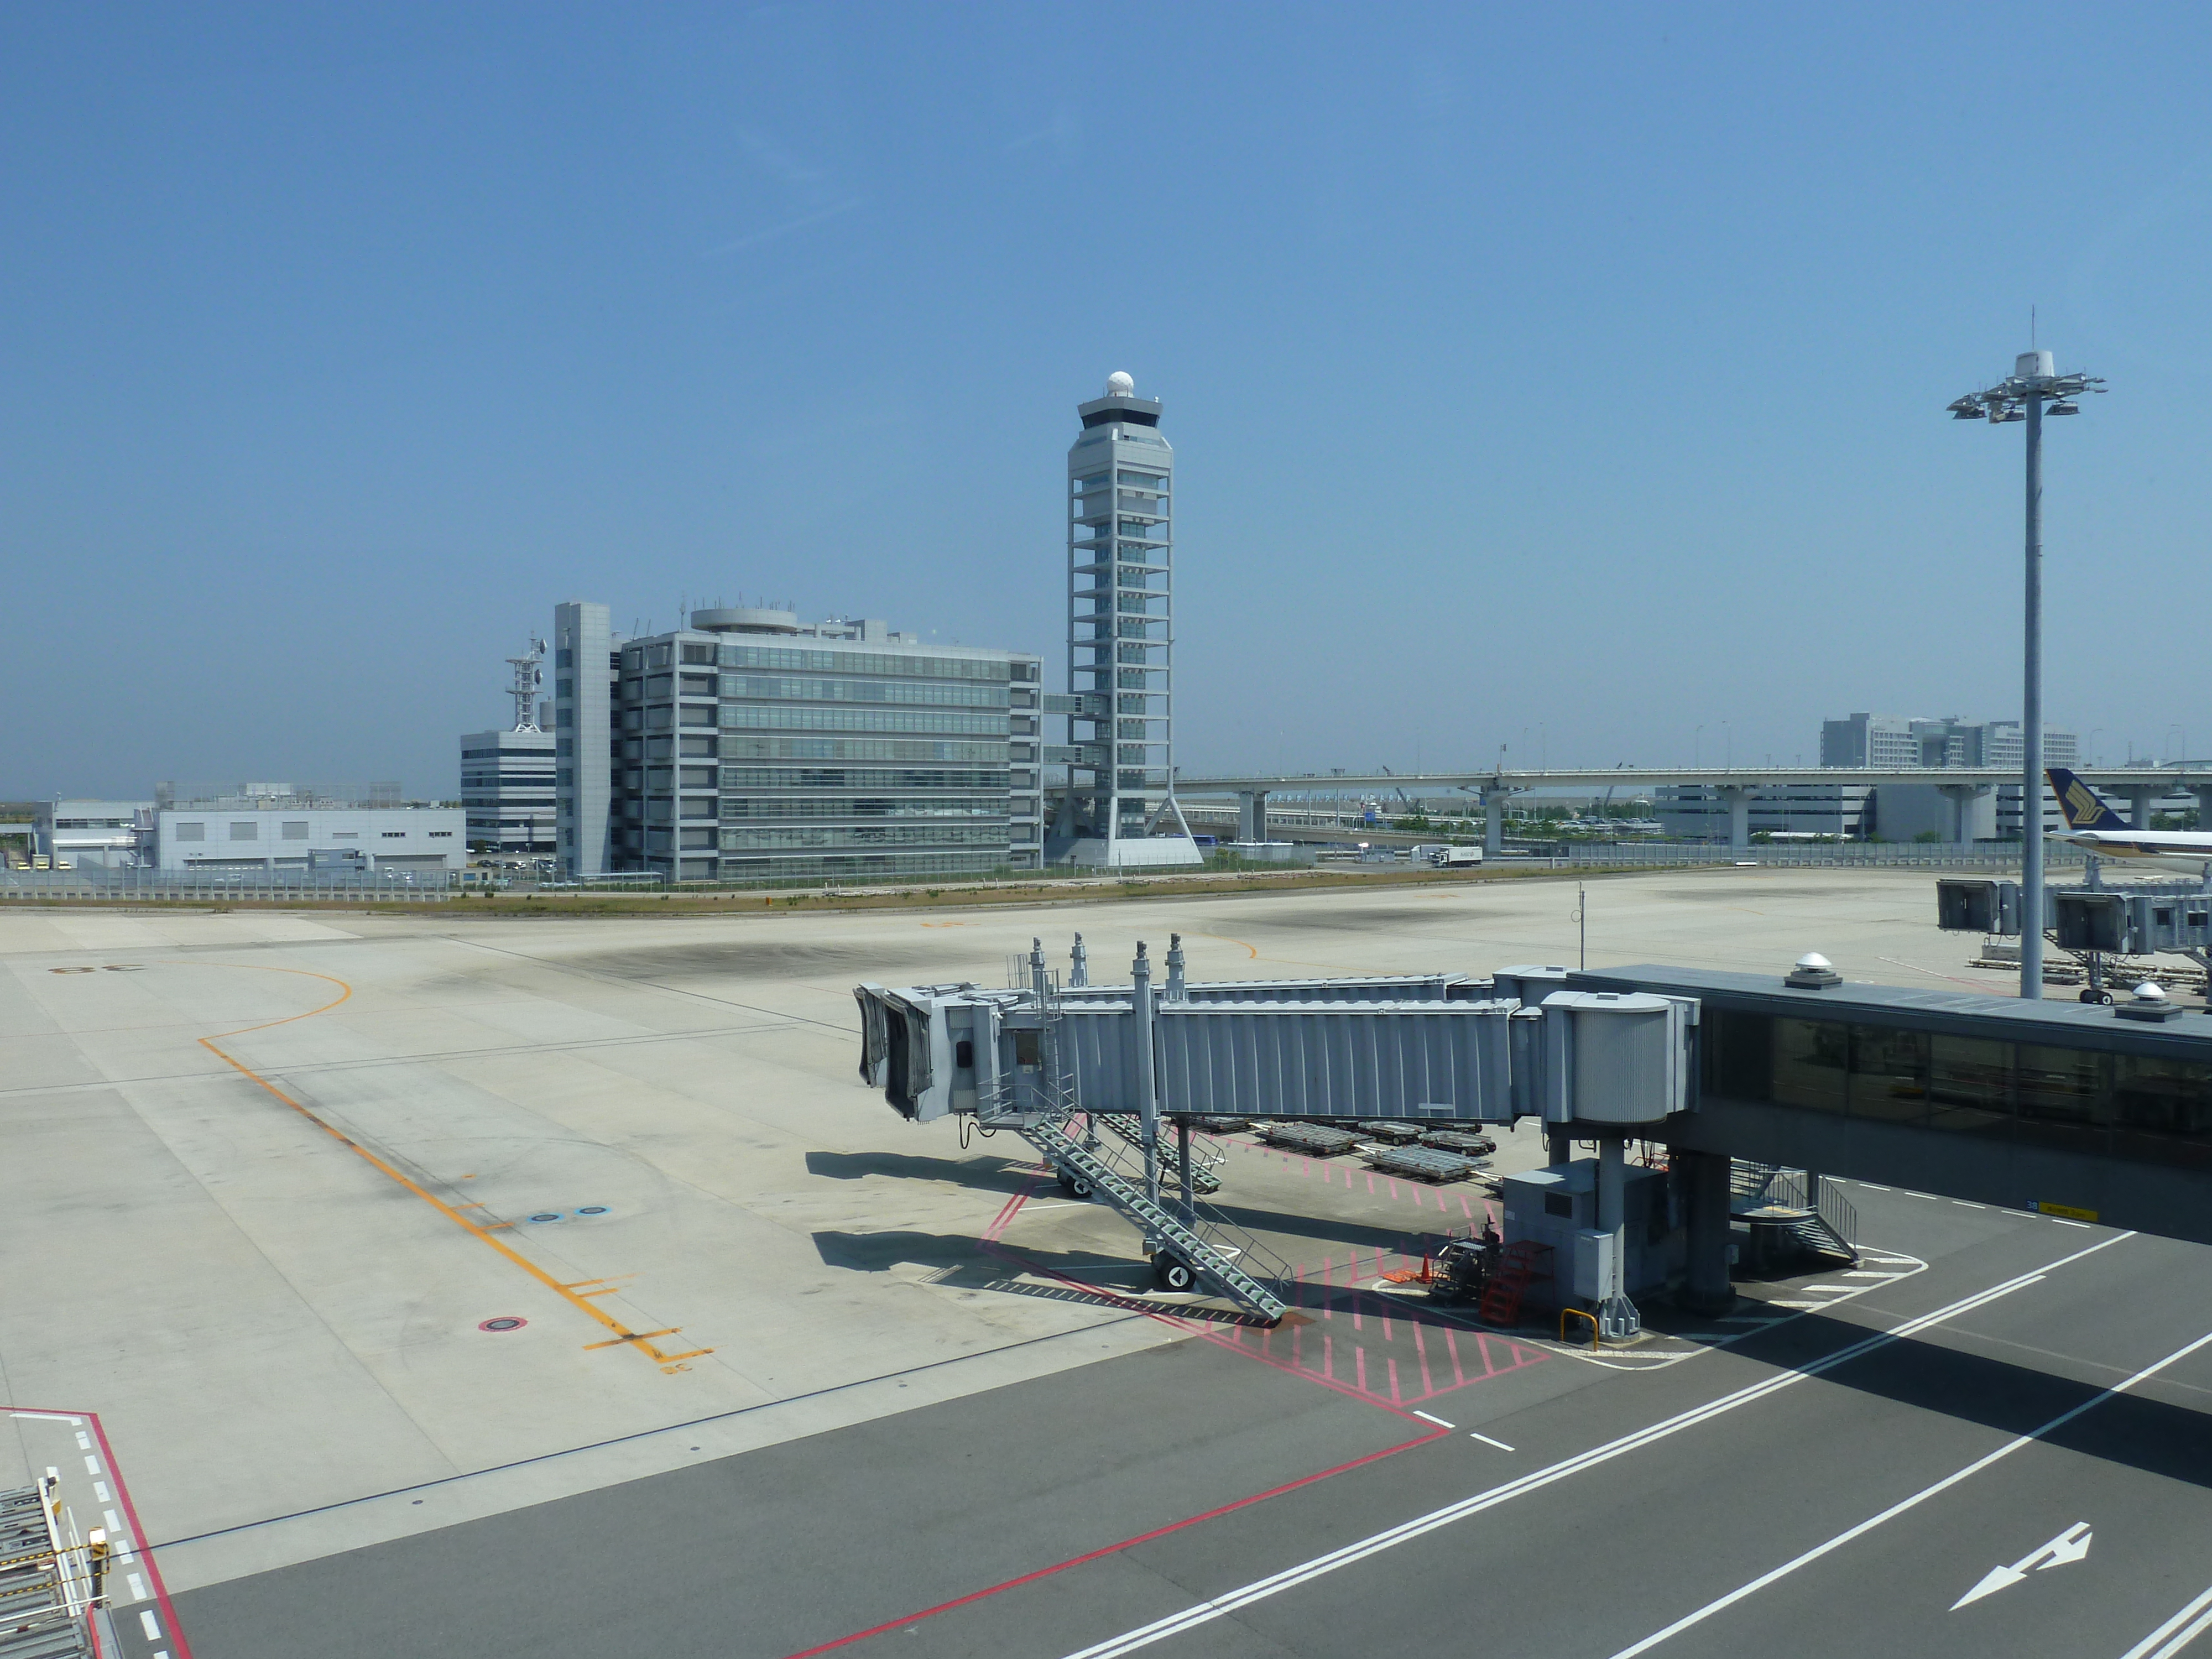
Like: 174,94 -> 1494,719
229,822 -> 258,841
174,822 -> 205,842
281,821 -> 309,839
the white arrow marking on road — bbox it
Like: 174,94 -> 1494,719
1953,1521 -> 2093,1609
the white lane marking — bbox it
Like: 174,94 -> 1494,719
1412,1411 -> 1455,1428
1057,1234 -> 2129,1659
2122,1578 -> 2212,1659
1802,1285 -> 1859,1293
1953,1521 -> 2091,1609
83,1454 -> 101,1475
1856,1182 -> 1892,1191
93,1481 -> 110,1503
74,1432 -> 91,1449
127,1572 -> 148,1602
103,1508 -> 121,1532
7,1412 -> 85,1423
1844,1271 -> 1905,1280
1468,1432 -> 1515,1452
1769,1300 -> 1828,1308
1607,1326 -> 2212,1657
1954,1202 -> 1987,1210
2052,1218 -> 2093,1229
1015,1202 -> 1088,1212
140,1609 -> 161,1639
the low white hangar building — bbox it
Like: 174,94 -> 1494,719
150,785 -> 465,875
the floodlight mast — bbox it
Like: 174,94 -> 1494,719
1947,352 -> 2106,1000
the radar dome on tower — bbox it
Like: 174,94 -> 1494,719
1106,371 -> 1134,397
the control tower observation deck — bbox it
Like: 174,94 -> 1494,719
1046,372 -> 1202,868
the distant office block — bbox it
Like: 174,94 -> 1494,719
554,603 -> 1042,882
461,638 -> 556,857
460,730 -> 556,855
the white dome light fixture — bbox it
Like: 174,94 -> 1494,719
1106,371 -> 1135,397
1786,952 -> 1841,989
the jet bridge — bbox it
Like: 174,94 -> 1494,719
854,937 -> 1697,1331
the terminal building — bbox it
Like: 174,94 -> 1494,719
1044,373 -> 1202,868
459,641 -> 557,858
552,602 -> 1043,882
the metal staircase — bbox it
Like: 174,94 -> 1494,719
1731,1160 -> 1859,1264
1096,1113 -> 1224,1193
1021,1117 -> 1287,1321
0,1479 -> 98,1659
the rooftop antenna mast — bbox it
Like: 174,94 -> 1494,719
506,637 -> 547,732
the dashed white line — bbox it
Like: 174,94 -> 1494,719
74,1432 -> 91,1450
102,1508 -> 120,1532
7,1412 -> 84,1423
93,1481 -> 109,1504
127,1573 -> 148,1603
1843,1271 -> 1904,1280
1953,1201 -> 1987,1210
1801,1285 -> 1858,1293
1467,1432 -> 1516,1452
1413,1411 -> 1455,1429
140,1609 -> 161,1640
2051,1218 -> 2093,1229
82,1454 -> 101,1475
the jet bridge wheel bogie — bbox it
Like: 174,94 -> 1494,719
1058,1168 -> 1095,1199
1153,1252 -> 1197,1292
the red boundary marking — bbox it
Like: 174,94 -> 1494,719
789,1155 -> 1525,1657
3,1406 -> 195,1659
779,1422 -> 1447,1658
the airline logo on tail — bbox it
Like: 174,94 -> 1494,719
2048,768 -> 2126,831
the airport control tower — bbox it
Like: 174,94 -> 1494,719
1046,373 -> 1202,867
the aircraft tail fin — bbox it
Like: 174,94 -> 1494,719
2048,768 -> 2127,831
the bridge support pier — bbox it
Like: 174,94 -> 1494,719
2127,786 -> 2159,830
1937,782 -> 1992,843
1237,790 -> 1270,843
1484,788 -> 1517,857
1678,1149 -> 1735,1315
2194,786 -> 2212,833
1718,785 -> 1751,849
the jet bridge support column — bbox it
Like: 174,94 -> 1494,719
1131,943 -> 1160,1206
1677,1149 -> 1734,1315
1595,1136 -> 1639,1338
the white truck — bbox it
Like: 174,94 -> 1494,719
1431,846 -> 1483,868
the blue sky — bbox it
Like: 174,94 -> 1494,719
5,3 -> 2210,797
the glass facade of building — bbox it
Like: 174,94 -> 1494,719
591,617 -> 1042,881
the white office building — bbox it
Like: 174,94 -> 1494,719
554,602 -> 1044,882
460,641 -> 556,856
